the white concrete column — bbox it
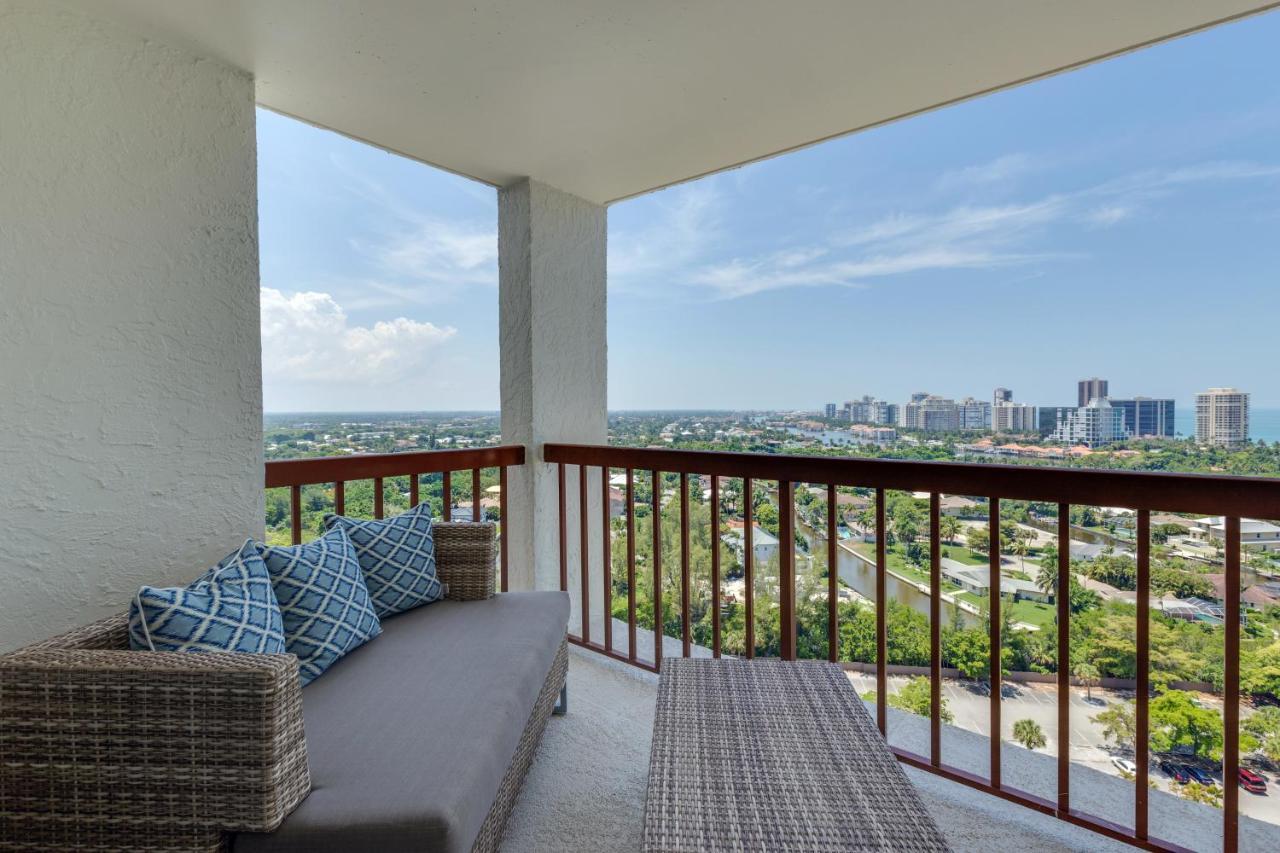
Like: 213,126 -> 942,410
499,179 -> 607,608
0,1 -> 262,651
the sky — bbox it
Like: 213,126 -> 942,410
258,10 -> 1280,413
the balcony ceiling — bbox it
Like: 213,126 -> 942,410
69,0 -> 1278,204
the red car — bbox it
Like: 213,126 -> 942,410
1238,767 -> 1267,794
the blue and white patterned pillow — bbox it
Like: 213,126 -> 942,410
323,503 -> 442,617
128,540 -> 286,655
255,527 -> 382,685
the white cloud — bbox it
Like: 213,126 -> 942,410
260,287 -> 456,384
375,221 -> 497,279
352,219 -> 498,301
1084,204 -> 1134,227
935,153 -> 1034,190
690,198 -> 1068,299
669,157 -> 1279,300
608,182 -> 723,287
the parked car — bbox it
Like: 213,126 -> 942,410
1238,767 -> 1268,794
1185,766 -> 1216,786
1160,760 -> 1190,784
1111,756 -> 1137,775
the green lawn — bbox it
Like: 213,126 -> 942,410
940,545 -> 987,565
1006,598 -> 1056,630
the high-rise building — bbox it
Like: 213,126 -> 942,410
842,396 -> 897,425
1196,388 -> 1249,447
909,391 -> 930,404
957,397 -> 991,431
1050,398 -> 1128,447
1078,377 -> 1108,407
1110,397 -> 1175,438
993,387 -> 1013,407
823,403 -> 837,419
1039,406 -> 1072,436
901,395 -> 960,432
993,401 -> 1038,433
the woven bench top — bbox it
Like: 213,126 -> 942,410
643,658 -> 950,852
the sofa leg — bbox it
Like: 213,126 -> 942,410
553,684 -> 567,716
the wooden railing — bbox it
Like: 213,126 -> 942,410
545,442 -> 1280,853
264,445 -> 525,591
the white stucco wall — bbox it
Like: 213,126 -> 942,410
0,1 -> 262,650
499,179 -> 607,616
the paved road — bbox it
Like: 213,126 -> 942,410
849,673 -> 1280,827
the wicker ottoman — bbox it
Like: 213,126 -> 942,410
643,658 -> 950,852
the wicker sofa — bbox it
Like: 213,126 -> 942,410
0,522 -> 570,853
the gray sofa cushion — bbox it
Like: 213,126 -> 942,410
233,590 -> 569,853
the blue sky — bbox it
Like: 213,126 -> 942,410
258,11 -> 1280,413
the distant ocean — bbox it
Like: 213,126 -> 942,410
1174,408 -> 1280,443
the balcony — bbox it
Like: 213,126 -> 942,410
258,443 -> 1280,851
8,2 -> 1280,852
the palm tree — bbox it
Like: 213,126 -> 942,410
1035,561 -> 1058,601
1074,661 -> 1101,700
939,515 -> 961,545
1012,718 -> 1047,751
1010,536 -> 1030,575
855,508 -> 875,541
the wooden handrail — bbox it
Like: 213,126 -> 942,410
264,445 -> 525,488
544,442 -> 1280,517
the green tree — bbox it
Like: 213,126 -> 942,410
1149,690 -> 1224,761
1074,661 -> 1101,700
874,676 -> 955,723
1093,700 -> 1136,751
1241,642 -> 1280,697
966,525 -> 990,554
1242,706 -> 1280,762
1068,576 -> 1101,614
1012,718 -> 1047,751
1035,544 -> 1059,599
939,515 -> 961,545
941,624 -> 1011,681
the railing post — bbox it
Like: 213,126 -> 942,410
827,484 -> 838,664
558,464 -> 567,593
779,479 -> 796,661
499,465 -> 509,592
680,472 -> 691,658
988,497 -> 1001,789
442,470 -> 452,521
1056,503 -> 1070,816
875,487 -> 886,735
1136,509 -> 1150,840
579,465 -> 590,644
602,465 -> 612,653
712,475 -> 722,658
627,469 -> 637,662
1224,515 -> 1241,853
652,470 -> 663,670
744,477 -> 755,659
290,484 -> 302,545
929,492 -> 941,767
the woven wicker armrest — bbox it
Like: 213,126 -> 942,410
0,615 -> 310,851
434,521 -> 497,600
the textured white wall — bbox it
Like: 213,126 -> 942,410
0,2 -> 262,651
499,179 -> 607,618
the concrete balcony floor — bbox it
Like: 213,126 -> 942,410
502,646 -> 1280,853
